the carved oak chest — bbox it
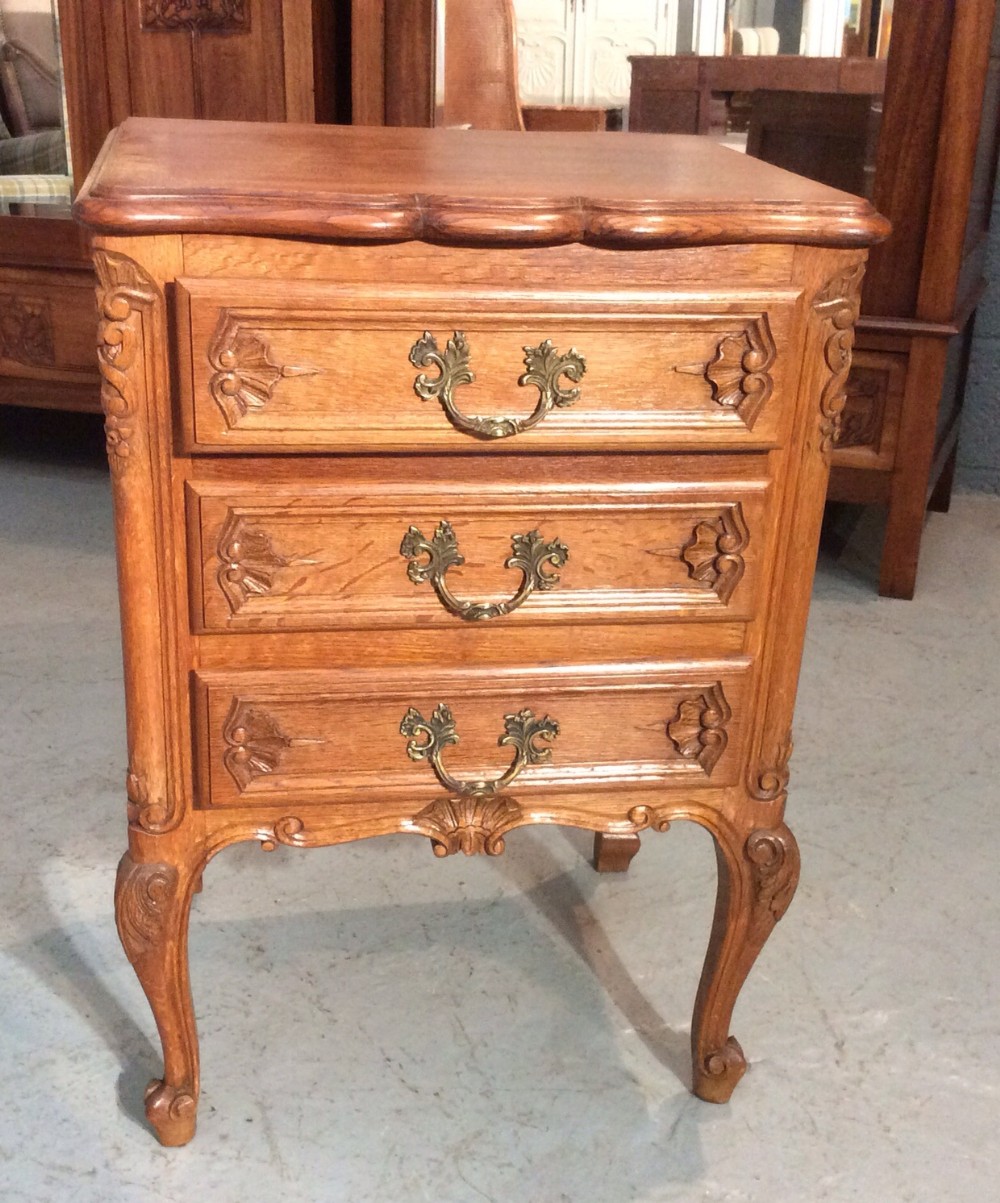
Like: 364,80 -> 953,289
74,117 -> 887,1145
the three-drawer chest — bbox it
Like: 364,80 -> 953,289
74,118 -> 887,1146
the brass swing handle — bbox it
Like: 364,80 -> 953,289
409,330 -> 586,439
400,521 -> 569,621
400,704 -> 559,795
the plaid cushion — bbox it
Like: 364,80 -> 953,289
0,173 -> 71,202
0,127 -> 66,174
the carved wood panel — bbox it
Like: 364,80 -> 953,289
830,348 -> 906,471
186,461 -> 769,632
194,660 -> 752,807
140,1 -> 250,33
177,279 -> 797,452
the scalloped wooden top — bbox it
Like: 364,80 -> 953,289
74,117 -> 890,249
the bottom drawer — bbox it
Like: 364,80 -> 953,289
193,659 -> 751,809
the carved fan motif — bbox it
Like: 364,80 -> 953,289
215,512 -> 317,614
208,315 -> 318,428
680,504 -> 750,603
222,700 -> 292,791
677,317 -> 776,430
666,683 -> 732,775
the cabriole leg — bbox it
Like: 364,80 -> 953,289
691,822 -> 800,1103
115,847 -> 205,1146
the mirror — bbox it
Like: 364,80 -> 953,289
0,0 -> 72,217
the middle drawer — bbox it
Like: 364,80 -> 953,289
186,454 -> 774,633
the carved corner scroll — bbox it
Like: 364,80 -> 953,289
413,795 -> 523,857
681,503 -> 749,604
410,330 -> 586,440
676,315 -> 776,430
208,313 -> 318,428
222,700 -> 292,791
95,251 -> 178,835
141,1 -> 250,32
812,261 -> 865,458
95,251 -> 159,476
400,521 -> 569,621
0,294 -> 55,367
667,683 -> 731,775
748,732 -> 793,806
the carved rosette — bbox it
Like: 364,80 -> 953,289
95,252 -> 158,476
812,262 -> 865,457
748,732 -> 793,805
208,314 -> 318,428
215,511 -> 300,613
222,699 -> 292,791
681,504 -> 750,604
413,795 -> 523,857
0,294 -> 55,367
141,0 -> 250,32
115,854 -> 179,964
666,683 -> 731,775
677,316 -> 776,429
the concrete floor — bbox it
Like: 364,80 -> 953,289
1,413 -> 998,1202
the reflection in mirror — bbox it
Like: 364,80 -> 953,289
0,0 -> 71,217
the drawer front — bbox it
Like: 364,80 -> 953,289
193,659 -> 752,809
187,456 -> 773,632
177,279 -> 799,452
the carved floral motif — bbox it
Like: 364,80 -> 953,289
677,316 -> 776,429
141,0 -> 250,32
680,503 -> 750,604
208,314 -> 318,428
94,252 -> 158,475
813,262 -> 865,456
0,294 -> 55,367
666,683 -> 731,775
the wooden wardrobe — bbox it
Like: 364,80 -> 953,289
0,0 -> 340,416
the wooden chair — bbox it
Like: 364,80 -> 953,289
440,0 -> 524,130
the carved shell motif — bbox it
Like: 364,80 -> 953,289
680,504 -> 750,604
413,795 -> 522,857
677,316 -> 776,430
666,683 -> 731,775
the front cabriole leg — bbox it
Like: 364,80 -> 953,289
115,846 -> 206,1146
691,821 -> 800,1102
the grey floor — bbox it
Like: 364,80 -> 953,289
1,414 -> 998,1203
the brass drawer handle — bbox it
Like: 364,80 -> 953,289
400,521 -> 568,621
409,330 -> 586,439
400,704 -> 559,795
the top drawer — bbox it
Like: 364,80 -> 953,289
175,279 -> 800,454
